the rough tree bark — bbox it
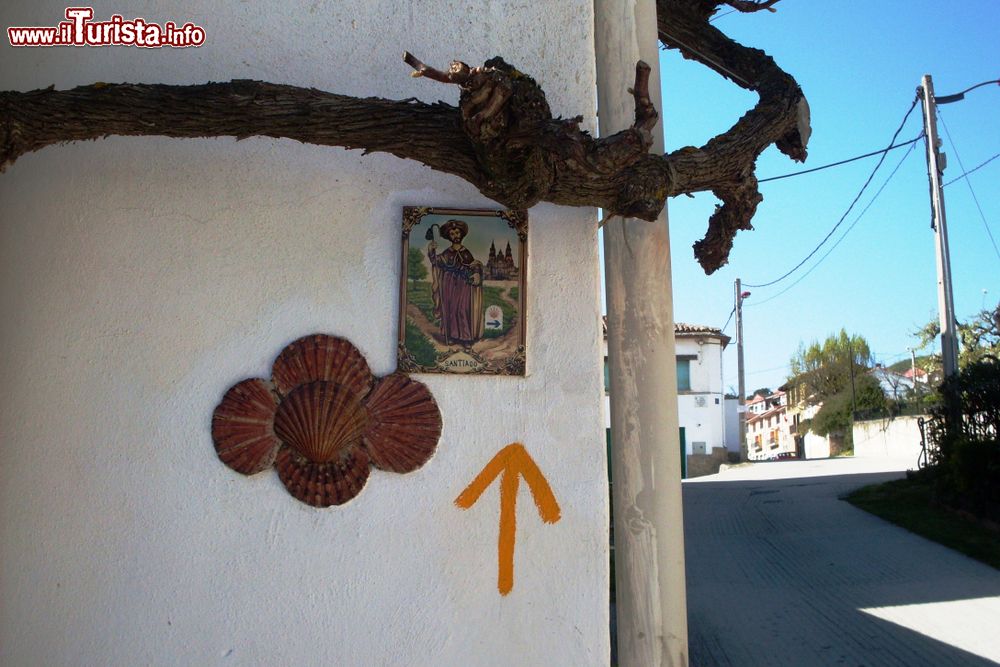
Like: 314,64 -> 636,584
0,0 -> 808,274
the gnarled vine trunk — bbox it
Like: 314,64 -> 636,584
0,0 -> 808,273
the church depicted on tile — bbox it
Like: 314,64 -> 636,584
485,240 -> 520,280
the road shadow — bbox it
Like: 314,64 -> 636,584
684,468 -> 1000,666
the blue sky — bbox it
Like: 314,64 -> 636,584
649,0 -> 999,393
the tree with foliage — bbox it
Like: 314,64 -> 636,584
959,302 -> 1000,365
0,0 -> 810,275
912,301 -> 1000,375
407,247 -> 428,282
788,329 -> 873,406
811,374 -> 885,446
787,330 -> 879,454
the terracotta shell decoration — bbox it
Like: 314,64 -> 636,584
212,334 -> 442,507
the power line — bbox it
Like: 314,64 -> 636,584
721,305 -> 736,333
749,142 -> 917,306
747,141 -> 918,307
944,152 -> 1000,187
758,136 -> 922,183
744,95 -> 920,289
745,363 -> 792,377
938,109 -> 1000,264
658,27 -> 754,88
709,9 -> 737,22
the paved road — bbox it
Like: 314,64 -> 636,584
684,458 -> 1000,666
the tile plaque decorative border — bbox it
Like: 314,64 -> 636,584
398,207 -> 527,376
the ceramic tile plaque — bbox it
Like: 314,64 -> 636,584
398,207 -> 527,376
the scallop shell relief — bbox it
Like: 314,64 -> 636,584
212,334 -> 442,508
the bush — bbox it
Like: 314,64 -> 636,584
924,357 -> 1000,522
946,437 -> 1000,519
812,374 -> 886,447
812,390 -> 851,438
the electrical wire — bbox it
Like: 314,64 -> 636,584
745,363 -> 792,377
944,152 -> 1000,187
938,110 -> 1000,264
721,305 -> 736,333
747,140 -> 918,307
749,142 -> 916,307
658,27 -> 754,88
758,136 -> 922,183
710,9 -> 738,22
743,95 -> 920,289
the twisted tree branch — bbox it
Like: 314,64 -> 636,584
0,1 -> 808,274
657,0 -> 810,271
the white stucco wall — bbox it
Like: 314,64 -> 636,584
0,3 -> 608,665
603,334 -> 728,457
676,336 -> 726,455
803,432 -> 831,459
724,397 -> 739,453
854,415 -> 925,462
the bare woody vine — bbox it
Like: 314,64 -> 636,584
0,0 -> 809,274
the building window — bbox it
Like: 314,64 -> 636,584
604,356 -> 610,394
676,359 -> 690,391
676,355 -> 695,391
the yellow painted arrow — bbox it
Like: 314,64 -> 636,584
455,442 -> 561,596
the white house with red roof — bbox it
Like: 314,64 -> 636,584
603,318 -> 732,476
903,366 -> 929,384
673,323 -> 732,464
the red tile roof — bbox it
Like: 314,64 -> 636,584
601,316 -> 731,346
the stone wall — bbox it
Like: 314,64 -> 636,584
686,447 -> 733,478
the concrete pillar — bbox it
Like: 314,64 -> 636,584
595,1 -> 689,664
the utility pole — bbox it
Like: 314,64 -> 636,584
596,1 -> 688,664
919,74 -> 960,379
735,279 -> 748,461
848,338 -> 857,414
